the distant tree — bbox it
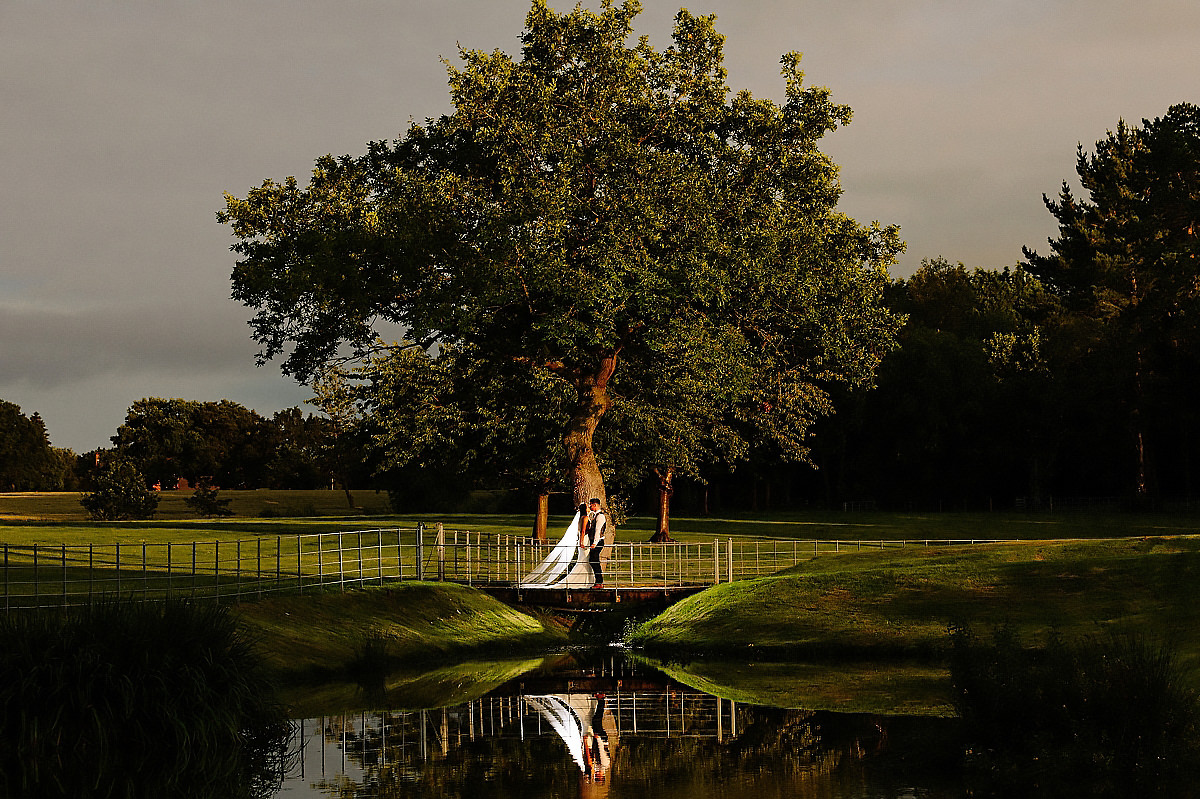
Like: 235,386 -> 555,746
0,400 -> 64,490
80,458 -> 159,521
263,407 -> 333,489
184,478 -> 234,517
1024,103 -> 1200,500
220,1 -> 903,512
808,258 -> 1065,509
112,398 -> 275,489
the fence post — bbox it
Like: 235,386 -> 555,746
89,544 -> 94,604
297,535 -> 304,595
317,534 -> 324,586
416,523 -> 425,581
436,523 -> 445,582
466,533 -> 472,587
61,544 -> 67,607
713,539 -> 720,584
337,533 -> 345,592
726,538 -> 733,583
378,530 -> 384,585
115,543 -> 120,597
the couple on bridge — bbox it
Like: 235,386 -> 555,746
521,498 -> 609,589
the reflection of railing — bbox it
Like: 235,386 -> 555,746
1,525 -> 1004,610
289,689 -> 742,781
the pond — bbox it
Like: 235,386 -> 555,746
273,650 -> 965,798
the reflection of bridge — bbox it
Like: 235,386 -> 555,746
287,689 -> 744,784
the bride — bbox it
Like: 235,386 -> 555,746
520,503 -> 595,588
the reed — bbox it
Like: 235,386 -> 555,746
950,625 -> 1200,795
0,599 -> 291,798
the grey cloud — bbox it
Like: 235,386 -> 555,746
0,301 -> 259,389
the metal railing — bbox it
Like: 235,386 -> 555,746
1,526 -> 1004,610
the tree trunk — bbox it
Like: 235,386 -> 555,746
532,486 -> 550,541
563,353 -> 617,508
651,466 -> 674,543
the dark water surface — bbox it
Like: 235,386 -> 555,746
274,652 -> 964,798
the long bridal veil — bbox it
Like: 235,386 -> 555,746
520,512 -> 594,588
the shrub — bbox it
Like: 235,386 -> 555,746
185,478 -> 234,517
79,457 -> 160,520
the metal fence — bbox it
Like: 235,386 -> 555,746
1,525 -> 1004,610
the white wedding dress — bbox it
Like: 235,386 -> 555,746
520,512 -> 595,588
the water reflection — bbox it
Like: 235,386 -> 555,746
275,653 -> 963,798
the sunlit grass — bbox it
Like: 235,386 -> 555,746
233,581 -> 567,681
629,536 -> 1200,676
5,489 -> 1200,546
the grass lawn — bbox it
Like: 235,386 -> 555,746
5,490 -> 1200,545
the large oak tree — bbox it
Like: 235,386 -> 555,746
220,1 -> 902,512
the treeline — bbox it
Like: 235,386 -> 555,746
0,401 -> 75,491
0,399 -> 361,494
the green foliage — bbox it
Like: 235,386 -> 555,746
79,457 -> 160,520
0,599 -> 290,798
1024,103 -> 1200,499
0,400 -> 68,490
185,478 -> 234,517
221,1 -> 903,506
951,626 -> 1200,796
112,398 -> 277,489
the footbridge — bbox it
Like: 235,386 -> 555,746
1,523 -> 1000,610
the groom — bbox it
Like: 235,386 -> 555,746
585,498 -> 608,588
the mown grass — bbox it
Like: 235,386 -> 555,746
6,489 -> 1200,545
629,537 -> 1200,675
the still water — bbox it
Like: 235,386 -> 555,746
273,651 -> 964,798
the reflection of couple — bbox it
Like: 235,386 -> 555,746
521,499 -> 609,589
580,693 -> 612,786
526,692 -> 616,795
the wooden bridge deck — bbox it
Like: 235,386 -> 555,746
482,584 -> 706,611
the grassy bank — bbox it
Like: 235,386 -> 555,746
629,536 -> 1200,674
232,581 -> 567,682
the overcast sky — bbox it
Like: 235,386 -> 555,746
2,1 -> 1197,454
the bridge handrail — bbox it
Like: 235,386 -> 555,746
0,528 -> 1008,611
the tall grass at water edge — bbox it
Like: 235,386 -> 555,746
951,625 -> 1200,797
0,599 -> 291,799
